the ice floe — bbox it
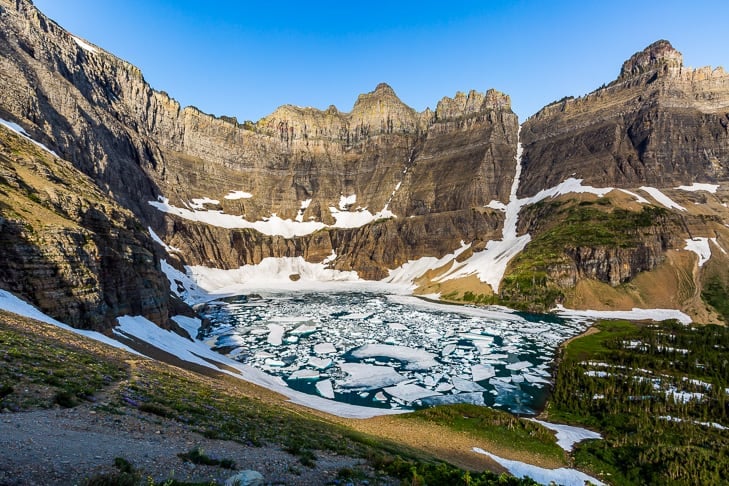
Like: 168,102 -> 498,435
338,363 -> 407,390
350,344 -> 438,370
472,447 -> 605,486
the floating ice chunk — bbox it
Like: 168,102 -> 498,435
254,351 -> 275,359
529,419 -> 602,452
264,358 -> 285,367
388,322 -> 408,331
471,364 -> 496,382
420,392 -> 485,407
307,357 -> 332,369
435,383 -> 454,392
291,324 -> 318,335
373,391 -> 387,402
452,377 -> 487,392
459,333 -> 495,342
267,324 -> 285,346
676,183 -> 719,193
289,369 -> 320,380
313,342 -> 336,354
384,383 -> 440,403
340,312 -> 372,320
639,186 -> 686,211
224,191 -> 253,200
315,379 -> 335,399
472,448 -> 605,486
284,336 -> 299,344
511,374 -> 525,383
684,237 -> 711,267
472,341 -> 491,354
338,363 -> 407,390
350,344 -> 439,370
523,374 -> 551,385
505,361 -> 531,371
442,344 -> 457,356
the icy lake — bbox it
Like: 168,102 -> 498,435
198,291 -> 590,414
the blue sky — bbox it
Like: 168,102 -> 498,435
34,1 -> 729,122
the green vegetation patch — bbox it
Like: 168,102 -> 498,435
0,314 -> 126,410
548,320 -> 729,485
499,200 -> 670,311
406,404 -> 566,464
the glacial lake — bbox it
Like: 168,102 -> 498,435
198,291 -> 590,415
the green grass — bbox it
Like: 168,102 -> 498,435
406,404 -> 566,464
498,200 -> 671,311
0,316 -> 126,411
547,320 -> 729,485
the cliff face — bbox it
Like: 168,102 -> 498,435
0,124 -> 172,330
519,40 -> 729,198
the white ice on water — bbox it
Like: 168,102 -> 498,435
384,383 -> 440,402
472,448 -> 605,486
338,362 -> 407,390
350,344 -> 438,370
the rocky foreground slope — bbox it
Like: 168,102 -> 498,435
1,0 -> 729,328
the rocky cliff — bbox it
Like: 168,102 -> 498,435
519,40 -> 729,198
0,123 -> 175,330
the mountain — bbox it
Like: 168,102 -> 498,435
1,0 -> 729,327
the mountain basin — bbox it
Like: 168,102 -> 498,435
198,291 -> 589,415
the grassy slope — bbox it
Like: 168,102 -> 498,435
546,319 -> 729,485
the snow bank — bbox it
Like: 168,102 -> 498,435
639,187 -> 686,211
0,289 -> 138,354
0,118 -> 58,157
684,237 -> 711,267
676,183 -> 719,193
72,36 -> 98,53
529,419 -> 602,451
150,193 -> 395,237
472,448 -> 605,486
384,241 -> 471,286
224,191 -> 253,200
554,304 -> 691,325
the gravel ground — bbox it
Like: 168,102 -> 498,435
0,402 -> 392,485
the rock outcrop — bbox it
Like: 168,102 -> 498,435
0,124 -> 173,330
519,40 -> 729,198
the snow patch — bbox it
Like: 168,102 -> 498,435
554,304 -> 692,325
473,448 -> 605,486
618,189 -> 650,204
0,289 -> 138,355
224,191 -> 253,200
684,237 -> 711,267
0,118 -> 58,157
339,194 -> 357,210
72,36 -> 98,53
529,419 -> 602,451
676,183 -> 719,193
148,227 -> 181,254
639,187 -> 686,211
189,197 -> 219,209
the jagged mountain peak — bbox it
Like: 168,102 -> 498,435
435,88 -> 511,120
619,39 -> 683,80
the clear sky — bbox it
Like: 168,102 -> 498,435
33,0 -> 729,122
